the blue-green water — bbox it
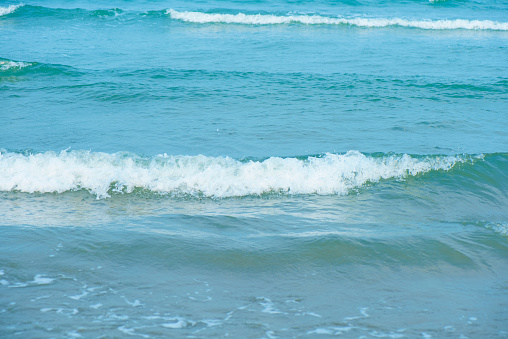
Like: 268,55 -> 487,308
1,1 -> 508,338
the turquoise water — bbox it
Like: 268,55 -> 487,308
1,1 -> 508,338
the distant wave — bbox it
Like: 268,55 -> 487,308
3,5 -> 506,31
0,4 -> 23,17
166,9 -> 508,31
0,150 -> 484,199
0,58 -> 83,77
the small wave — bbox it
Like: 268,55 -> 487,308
166,9 -> 508,31
0,5 -> 129,20
0,4 -> 23,17
0,150 -> 480,199
0,60 -> 32,71
0,58 -> 83,77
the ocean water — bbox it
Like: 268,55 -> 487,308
1,0 -> 507,337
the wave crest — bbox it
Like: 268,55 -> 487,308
0,150 -> 478,199
166,9 -> 508,31
0,4 -> 23,17
0,60 -> 32,71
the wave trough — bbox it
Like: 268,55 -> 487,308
0,150 -> 478,198
166,9 -> 508,30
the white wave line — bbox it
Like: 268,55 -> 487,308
0,150 -> 472,198
166,9 -> 508,30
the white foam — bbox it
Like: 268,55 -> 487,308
360,307 -> 369,317
66,331 -> 83,338
0,150 -> 476,199
0,4 -> 23,17
32,274 -> 54,285
166,9 -> 508,31
295,311 -> 322,318
257,297 -> 284,314
333,326 -> 353,334
69,291 -> 89,300
0,60 -> 32,71
110,314 -> 129,321
161,317 -> 192,329
118,326 -> 149,338
200,319 -> 222,327
122,296 -> 142,307
9,282 -> 28,288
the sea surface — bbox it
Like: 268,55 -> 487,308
1,0 -> 508,338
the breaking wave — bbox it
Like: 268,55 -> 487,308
0,150 -> 482,199
2,5 -> 507,31
0,4 -> 23,17
166,9 -> 508,30
0,60 -> 32,71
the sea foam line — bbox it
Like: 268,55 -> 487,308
0,150 -> 474,198
166,9 -> 508,31
0,4 -> 23,17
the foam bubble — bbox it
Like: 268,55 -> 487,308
0,4 -> 23,17
0,150 -> 477,199
166,9 -> 508,30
